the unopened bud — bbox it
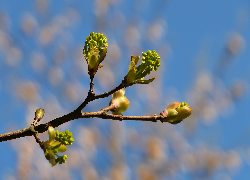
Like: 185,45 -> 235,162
110,88 -> 130,115
35,109 -> 45,121
160,102 -> 193,124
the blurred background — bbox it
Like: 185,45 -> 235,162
0,0 -> 249,179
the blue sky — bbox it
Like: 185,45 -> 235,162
0,0 -> 250,179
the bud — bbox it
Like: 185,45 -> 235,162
112,88 -> 125,99
109,88 -> 130,115
135,50 -> 160,80
124,51 -> 160,87
160,102 -> 193,124
35,108 -> 45,121
83,32 -> 108,75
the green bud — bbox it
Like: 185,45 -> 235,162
83,32 -> 108,74
160,102 -> 193,124
56,155 -> 68,164
55,129 -> 74,146
109,89 -> 130,115
35,109 -> 45,120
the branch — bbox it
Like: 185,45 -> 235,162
0,32 -> 193,144
0,73 -> 125,142
0,107 -> 169,142
81,111 -> 166,122
94,83 -> 124,99
76,82 -> 124,112
0,111 -> 80,142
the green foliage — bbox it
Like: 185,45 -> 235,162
135,50 -> 160,80
55,155 -> 68,164
33,32 -> 192,167
84,32 -> 108,56
124,50 -> 160,87
55,129 -> 74,145
43,126 -> 74,167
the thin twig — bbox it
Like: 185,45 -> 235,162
0,107 -> 168,142
81,111 -> 167,123
89,74 -> 94,93
76,82 -> 124,112
0,111 -> 81,142
94,83 -> 124,99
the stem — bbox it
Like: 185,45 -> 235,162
102,104 -> 116,112
89,74 -> 94,93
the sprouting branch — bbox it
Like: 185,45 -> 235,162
0,32 -> 193,147
0,107 -> 169,142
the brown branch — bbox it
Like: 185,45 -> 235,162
76,82 -> 124,112
76,76 -> 134,112
81,110 -> 168,123
0,106 -> 169,142
0,127 -> 32,142
0,79 -> 162,142
94,83 -> 124,99
0,77 -> 126,142
0,111 -> 81,142
89,74 -> 94,93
